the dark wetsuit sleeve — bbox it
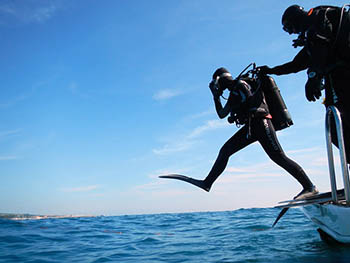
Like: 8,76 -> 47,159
213,81 -> 248,119
213,97 -> 224,117
214,94 -> 236,119
270,48 -> 310,75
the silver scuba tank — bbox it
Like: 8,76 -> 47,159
261,75 -> 293,131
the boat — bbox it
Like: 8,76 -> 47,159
276,106 -> 350,244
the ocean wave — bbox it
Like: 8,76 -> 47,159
1,208 -> 350,263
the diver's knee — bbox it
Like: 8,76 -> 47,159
268,152 -> 286,164
218,145 -> 231,159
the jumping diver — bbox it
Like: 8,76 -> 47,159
160,67 -> 318,200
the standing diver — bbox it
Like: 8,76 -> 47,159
259,4 -> 350,164
160,67 -> 318,200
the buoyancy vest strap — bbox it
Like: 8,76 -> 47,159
334,4 -> 350,48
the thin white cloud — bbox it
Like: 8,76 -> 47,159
224,160 -> 283,177
0,0 -> 61,24
133,181 -> 167,191
0,129 -> 21,138
0,130 -> 21,161
187,119 -> 227,138
152,139 -> 197,155
60,185 -> 99,193
68,82 -> 78,94
153,118 -> 228,155
0,93 -> 30,108
225,166 -> 265,174
286,146 -> 328,167
31,5 -> 57,23
0,5 -> 15,15
0,156 -> 18,161
68,82 -> 91,99
286,147 -> 322,155
186,108 -> 214,120
153,89 -> 182,101
219,171 -> 283,185
0,79 -> 49,108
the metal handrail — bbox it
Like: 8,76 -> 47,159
325,106 -> 350,205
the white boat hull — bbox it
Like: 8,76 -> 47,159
301,203 -> 350,243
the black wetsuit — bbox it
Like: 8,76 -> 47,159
268,6 -> 350,162
203,79 -> 313,190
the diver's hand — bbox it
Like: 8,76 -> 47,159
305,72 -> 322,102
257,65 -> 273,75
209,81 -> 222,100
292,33 -> 306,48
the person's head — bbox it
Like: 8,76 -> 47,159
282,5 -> 308,34
212,67 -> 234,92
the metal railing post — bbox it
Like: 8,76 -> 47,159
325,106 -> 350,205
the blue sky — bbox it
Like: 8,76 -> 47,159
0,0 -> 347,216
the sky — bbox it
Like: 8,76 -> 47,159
0,0 -> 348,216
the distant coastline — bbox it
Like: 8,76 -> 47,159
0,213 -> 95,220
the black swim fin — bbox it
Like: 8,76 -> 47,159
272,208 -> 289,227
159,174 -> 210,192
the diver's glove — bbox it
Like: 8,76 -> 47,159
305,71 -> 322,102
209,81 -> 222,100
257,65 -> 273,75
292,33 -> 306,48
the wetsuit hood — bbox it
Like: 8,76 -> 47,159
212,67 -> 234,92
282,5 -> 309,34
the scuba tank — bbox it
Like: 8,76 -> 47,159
228,63 -> 293,131
261,75 -> 293,131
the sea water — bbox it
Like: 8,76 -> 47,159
1,208 -> 350,263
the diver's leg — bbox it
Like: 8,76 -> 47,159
255,119 -> 316,198
203,125 -> 255,190
160,126 -> 255,192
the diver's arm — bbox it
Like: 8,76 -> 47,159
214,97 -> 231,119
213,80 -> 249,119
209,81 -> 231,119
270,48 -> 310,75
